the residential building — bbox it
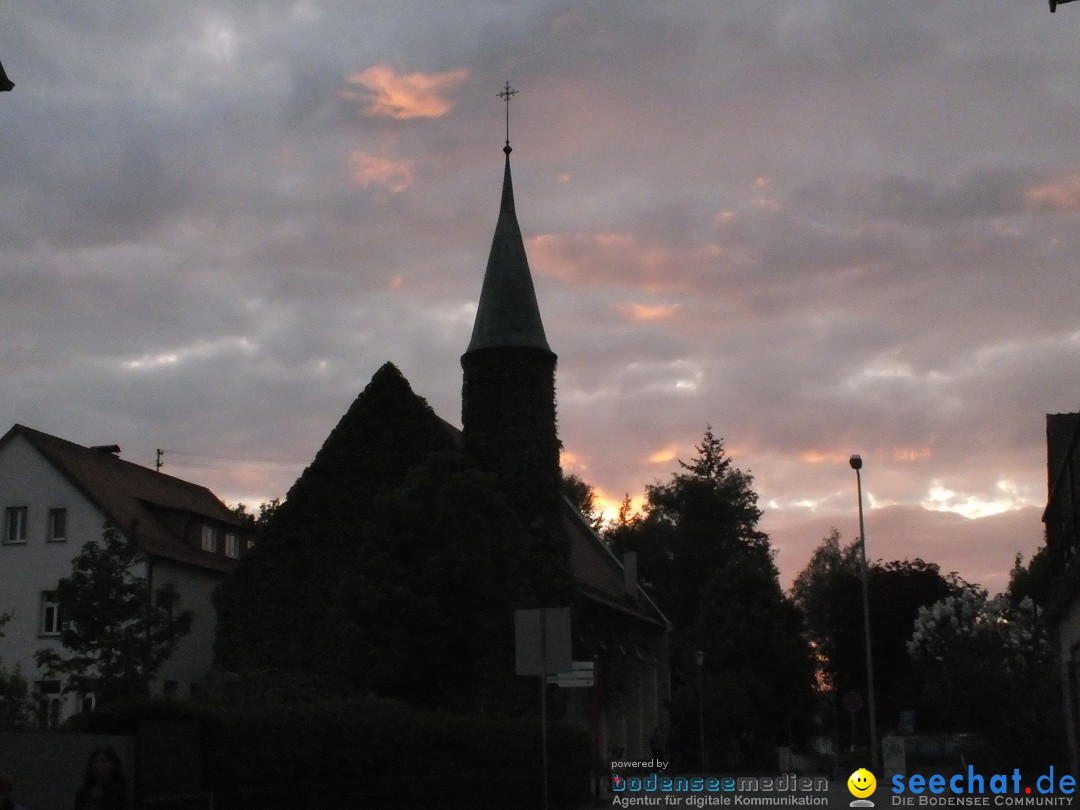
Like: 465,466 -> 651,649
0,424 -> 248,723
1043,412 -> 1080,775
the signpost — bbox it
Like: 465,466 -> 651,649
515,607 -> 573,810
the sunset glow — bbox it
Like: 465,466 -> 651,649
344,64 -> 468,120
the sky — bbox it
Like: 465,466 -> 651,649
2,1 -> 1079,595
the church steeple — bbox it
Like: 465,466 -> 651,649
461,85 -> 560,528
465,147 -> 552,354
466,84 -> 550,355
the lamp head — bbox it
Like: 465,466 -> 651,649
849,454 -> 863,470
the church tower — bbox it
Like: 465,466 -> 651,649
461,91 -> 560,528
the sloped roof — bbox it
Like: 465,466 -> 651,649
563,498 -> 671,630
465,149 -> 552,355
1,424 -> 243,573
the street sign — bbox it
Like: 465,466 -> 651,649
514,607 -> 572,676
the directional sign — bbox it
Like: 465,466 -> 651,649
546,661 -> 595,688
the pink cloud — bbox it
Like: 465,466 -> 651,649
528,232 -> 685,291
616,302 -> 681,322
1025,171 -> 1080,212
348,150 -> 415,193
343,64 -> 468,120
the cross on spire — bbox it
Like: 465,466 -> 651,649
497,81 -> 518,152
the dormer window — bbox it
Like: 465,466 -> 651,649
201,525 -> 217,553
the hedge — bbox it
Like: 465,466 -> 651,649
68,696 -> 592,809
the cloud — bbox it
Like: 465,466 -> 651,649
348,150 -> 416,192
616,302 -> 681,322
343,64 -> 468,120
1026,171 -> 1080,212
529,232 -> 689,292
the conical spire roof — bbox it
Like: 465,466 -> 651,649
465,147 -> 552,354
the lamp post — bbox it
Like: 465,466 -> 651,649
849,454 -> 879,771
695,649 -> 706,772
695,652 -> 704,768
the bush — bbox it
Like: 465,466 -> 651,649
205,697 -> 591,809
68,695 -> 591,809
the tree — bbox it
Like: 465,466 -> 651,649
908,587 -> 1064,767
1007,545 -> 1054,611
562,473 -> 603,531
608,427 -> 814,766
0,612 -> 35,729
610,427 -> 769,633
35,524 -> 193,706
792,532 -> 962,739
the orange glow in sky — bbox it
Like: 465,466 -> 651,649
344,64 -> 468,120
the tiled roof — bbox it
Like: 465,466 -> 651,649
564,498 -> 670,629
1,424 -> 243,573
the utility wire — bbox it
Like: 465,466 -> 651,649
155,448 -> 306,474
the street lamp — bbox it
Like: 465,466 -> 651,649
695,649 -> 706,772
849,454 -> 879,770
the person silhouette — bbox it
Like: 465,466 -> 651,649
73,748 -> 130,810
0,769 -> 28,810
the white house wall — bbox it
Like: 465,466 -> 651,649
0,433 -> 111,708
151,557 -> 221,700
0,434 -> 224,720
1058,593 -> 1080,776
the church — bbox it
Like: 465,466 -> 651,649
460,133 -> 672,759
215,117 -> 671,762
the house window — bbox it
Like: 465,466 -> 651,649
36,680 -> 61,727
48,508 -> 67,542
40,591 -> 62,636
4,506 -> 27,543
201,525 -> 217,553
224,532 -> 239,559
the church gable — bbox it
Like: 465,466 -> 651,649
277,361 -> 458,529
214,361 -> 459,673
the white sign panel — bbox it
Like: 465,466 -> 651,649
514,607 -> 572,676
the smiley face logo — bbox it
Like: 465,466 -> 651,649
847,768 -> 877,798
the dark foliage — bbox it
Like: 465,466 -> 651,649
793,531 -> 967,737
213,363 -> 458,674
68,695 -> 591,810
607,427 -> 815,767
328,451 -> 530,712
35,524 -> 193,706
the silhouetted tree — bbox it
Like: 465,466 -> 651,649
0,612 -> 34,729
792,531 -> 963,737
562,473 -> 603,531
36,525 -> 193,706
908,586 -> 1064,768
609,427 -> 814,766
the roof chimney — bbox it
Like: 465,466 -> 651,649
90,444 -> 121,455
